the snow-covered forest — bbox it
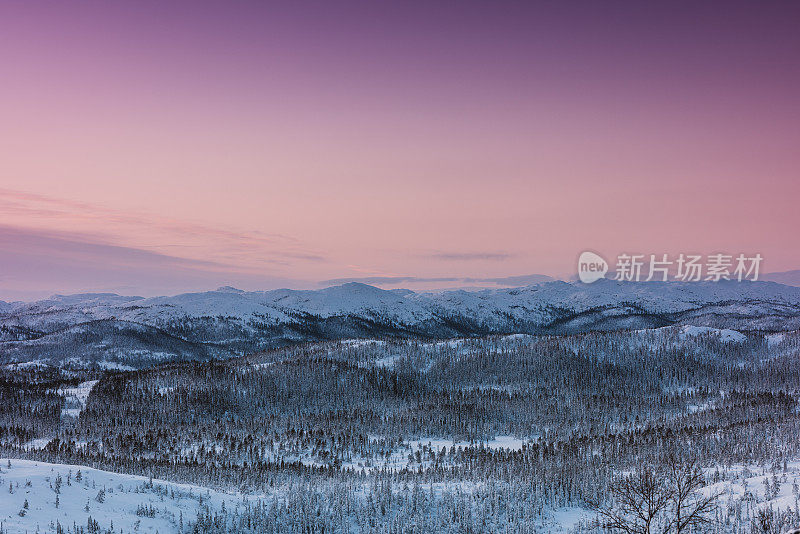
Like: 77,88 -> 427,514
2,326 -> 800,532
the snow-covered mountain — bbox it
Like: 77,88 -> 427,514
764,269 -> 800,287
2,279 -> 800,368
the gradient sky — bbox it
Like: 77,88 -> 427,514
1,1 -> 799,299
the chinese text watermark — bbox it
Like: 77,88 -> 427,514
578,252 -> 762,283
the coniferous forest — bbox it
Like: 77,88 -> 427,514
2,328 -> 800,533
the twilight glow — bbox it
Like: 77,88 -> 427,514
1,1 -> 799,299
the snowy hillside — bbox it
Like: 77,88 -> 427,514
2,280 -> 800,367
0,459 -> 241,533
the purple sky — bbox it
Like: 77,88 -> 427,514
1,1 -> 799,299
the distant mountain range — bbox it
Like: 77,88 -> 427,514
763,269 -> 800,287
2,279 -> 800,368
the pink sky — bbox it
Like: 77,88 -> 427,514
1,1 -> 798,299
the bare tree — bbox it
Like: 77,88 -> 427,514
591,458 -> 718,534
590,465 -> 671,534
666,455 -> 718,533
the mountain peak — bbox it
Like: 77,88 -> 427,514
325,282 -> 388,293
215,286 -> 245,294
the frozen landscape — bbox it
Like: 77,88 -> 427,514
4,0 -> 799,531
2,282 -> 800,532
5,457 -> 800,534
2,280 -> 800,369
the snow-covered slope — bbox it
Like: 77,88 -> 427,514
679,325 -> 748,343
2,280 -> 800,367
0,319 -> 234,369
0,459 -> 241,533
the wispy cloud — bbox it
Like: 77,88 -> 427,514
320,273 -> 553,288
0,225 -> 309,299
429,252 -> 513,261
463,274 -> 553,285
321,276 -> 460,286
0,225 -> 235,271
0,188 -> 327,270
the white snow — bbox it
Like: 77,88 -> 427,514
703,460 -> 800,527
343,435 -> 528,472
0,459 -> 242,534
22,438 -> 52,450
679,325 -> 747,343
96,360 -> 137,371
405,435 -> 526,453
549,507 -> 592,531
340,339 -> 387,348
57,380 -> 98,418
374,355 -> 403,369
767,333 -> 786,347
2,458 -> 795,533
3,360 -> 50,370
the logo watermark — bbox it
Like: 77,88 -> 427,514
577,252 -> 763,283
577,251 -> 609,283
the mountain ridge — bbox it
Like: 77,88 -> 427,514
3,279 -> 800,368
